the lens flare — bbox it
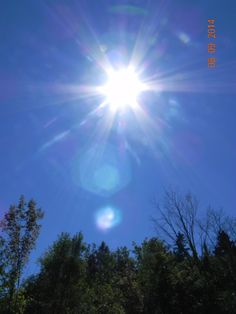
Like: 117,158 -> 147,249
108,5 -> 148,17
73,144 -> 132,197
99,67 -> 146,111
95,206 -> 122,231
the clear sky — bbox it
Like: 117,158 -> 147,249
0,0 -> 236,274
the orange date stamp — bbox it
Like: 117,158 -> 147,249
208,19 -> 217,68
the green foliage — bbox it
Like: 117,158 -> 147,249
0,196 -> 43,313
24,232 -> 87,313
1,193 -> 236,313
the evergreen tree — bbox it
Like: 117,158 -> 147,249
174,232 -> 189,261
214,230 -> 235,257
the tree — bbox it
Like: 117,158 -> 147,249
0,195 -> 43,311
200,208 -> 236,249
114,247 -> 143,313
1,190 -> 236,313
24,232 -> 88,314
174,232 -> 189,261
214,230 -> 235,257
152,190 -> 199,262
134,237 -> 174,313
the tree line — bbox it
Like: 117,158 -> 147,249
0,191 -> 236,313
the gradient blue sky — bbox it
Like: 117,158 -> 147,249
0,0 -> 236,274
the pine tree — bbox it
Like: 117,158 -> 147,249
174,232 -> 189,261
214,230 -> 234,257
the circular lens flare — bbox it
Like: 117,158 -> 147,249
95,206 -> 122,231
100,67 -> 145,111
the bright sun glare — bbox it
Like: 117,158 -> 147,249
100,67 -> 145,111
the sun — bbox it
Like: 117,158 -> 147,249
99,66 -> 146,111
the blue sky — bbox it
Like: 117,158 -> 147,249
0,0 -> 236,273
